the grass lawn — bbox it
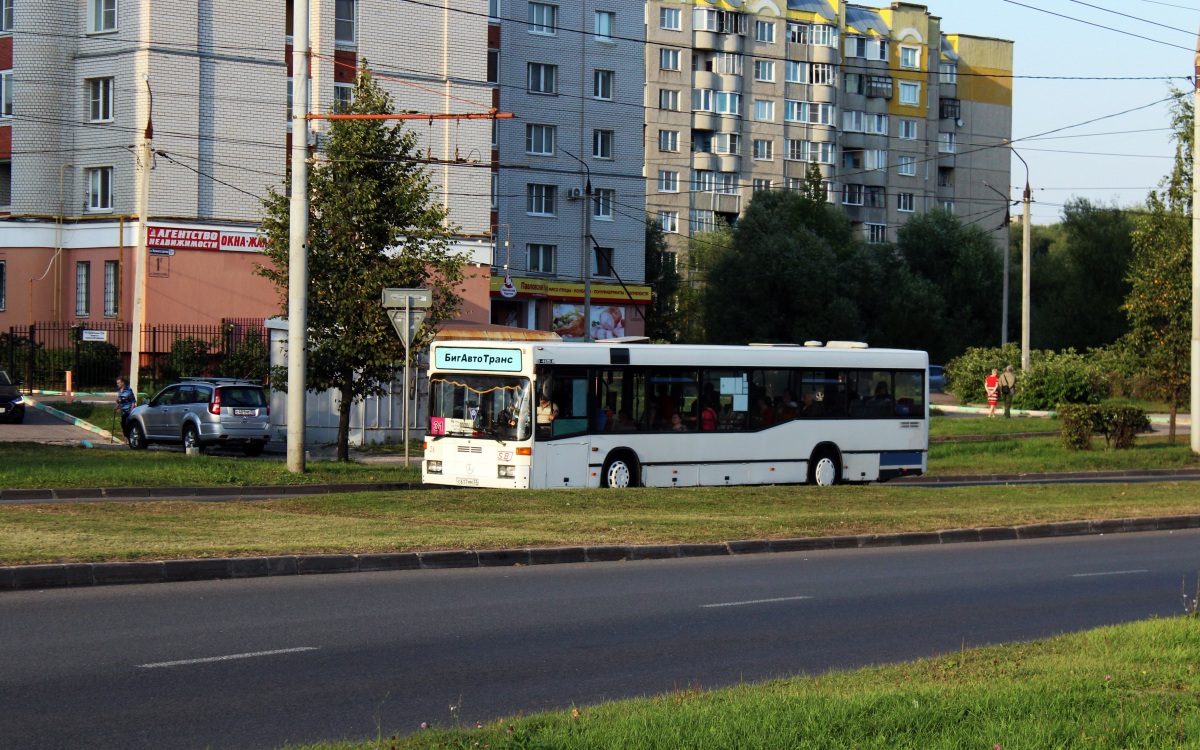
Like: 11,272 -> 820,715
930,414 -> 1061,437
286,616 -> 1200,749
2,480 -> 1198,565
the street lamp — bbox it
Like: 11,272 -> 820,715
1008,144 -> 1033,373
560,148 -> 593,342
982,180 -> 1015,347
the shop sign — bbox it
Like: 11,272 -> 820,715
147,226 -> 266,253
491,276 -> 650,304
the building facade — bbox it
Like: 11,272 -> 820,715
644,0 -> 1013,250
488,0 -> 649,340
0,0 -> 494,329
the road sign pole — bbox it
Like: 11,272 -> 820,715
404,295 -> 411,467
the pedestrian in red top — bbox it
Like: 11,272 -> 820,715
985,368 -> 1000,418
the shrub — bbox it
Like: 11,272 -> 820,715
945,346 -> 1105,410
1058,404 -> 1149,451
1099,406 -> 1151,450
1059,404 -> 1101,450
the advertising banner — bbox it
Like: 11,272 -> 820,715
551,304 -> 626,341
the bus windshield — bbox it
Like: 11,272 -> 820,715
428,374 -> 531,441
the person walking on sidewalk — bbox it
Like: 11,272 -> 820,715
115,377 -> 136,437
985,369 -> 1000,418
998,365 -> 1017,418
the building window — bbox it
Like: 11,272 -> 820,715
658,88 -> 680,111
658,170 -> 679,193
660,48 -> 680,71
842,184 -> 864,206
657,211 -> 678,233
867,224 -> 887,243
491,173 -> 498,210
784,100 -> 834,125
940,63 -> 958,84
899,119 -> 918,140
488,0 -> 500,20
752,139 -> 773,160
940,200 -> 955,212
527,243 -> 555,274
76,262 -> 91,318
594,69 -> 614,100
86,78 -> 111,121
658,129 -> 678,152
0,160 -> 10,205
526,184 -> 556,216
753,99 -> 773,122
898,193 -> 914,213
528,3 -> 556,34
754,20 -> 774,43
785,61 -> 803,83
526,123 -> 555,155
87,167 -> 112,211
843,110 -> 864,133
694,7 -> 745,34
0,71 -> 11,117
938,167 -> 954,187
939,132 -> 957,153
1,0 -> 12,32
753,60 -> 774,82
864,149 -> 887,171
899,81 -> 920,106
593,246 -> 614,277
900,46 -> 920,69
334,0 -> 355,44
90,0 -> 116,32
866,113 -> 888,135
659,7 -> 681,31
809,63 -> 836,86
865,186 -> 886,208
594,10 -> 614,41
692,89 -> 740,115
898,156 -> 916,176
333,83 -> 353,112
940,98 -> 961,120
593,189 -> 614,220
752,178 -> 771,192
487,49 -> 499,84
592,129 -> 613,160
527,63 -> 557,94
104,260 -> 119,317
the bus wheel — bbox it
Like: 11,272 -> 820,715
808,448 -> 841,487
602,452 -> 639,488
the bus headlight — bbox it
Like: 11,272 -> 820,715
498,465 -> 516,478
427,461 -> 442,474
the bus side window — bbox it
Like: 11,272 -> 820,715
893,370 -> 924,416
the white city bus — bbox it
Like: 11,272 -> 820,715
423,340 -> 929,489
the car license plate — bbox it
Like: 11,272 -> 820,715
233,409 -> 255,416
0,406 -> 7,414
456,477 -> 479,486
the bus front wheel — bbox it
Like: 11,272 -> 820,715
602,452 -> 639,489
808,448 -> 841,487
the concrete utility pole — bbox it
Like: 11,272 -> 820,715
1191,35 -> 1199,456
129,76 -> 153,400
287,0 -> 310,473
1010,145 -> 1033,372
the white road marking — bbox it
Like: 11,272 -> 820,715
1071,570 -> 1149,578
701,596 -> 813,609
137,647 -> 319,669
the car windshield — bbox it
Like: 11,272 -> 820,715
220,387 -> 266,407
0,370 -> 12,386
428,374 -> 531,440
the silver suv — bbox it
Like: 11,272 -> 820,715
126,378 -> 270,456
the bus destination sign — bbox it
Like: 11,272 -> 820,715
436,347 -> 523,373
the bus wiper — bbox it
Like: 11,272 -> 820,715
479,425 -> 507,445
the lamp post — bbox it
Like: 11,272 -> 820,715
560,148 -> 592,342
982,180 -> 1014,347
1008,144 -> 1033,372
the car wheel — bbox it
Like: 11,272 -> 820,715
128,423 -> 148,450
182,424 -> 204,454
808,448 -> 841,487
242,442 -> 265,457
601,451 -> 639,488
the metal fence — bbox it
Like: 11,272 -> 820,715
3,319 -> 268,392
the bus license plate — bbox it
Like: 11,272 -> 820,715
456,477 -> 479,486
233,409 -> 255,416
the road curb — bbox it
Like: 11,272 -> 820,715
3,514 -> 1198,592
0,481 -> 420,503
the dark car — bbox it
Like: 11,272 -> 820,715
929,365 -> 946,393
126,378 -> 270,455
0,368 -> 24,424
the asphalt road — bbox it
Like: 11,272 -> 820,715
2,529 -> 1197,750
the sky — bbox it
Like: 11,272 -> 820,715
932,0 -> 1198,224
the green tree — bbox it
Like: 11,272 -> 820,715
894,209 -> 1004,362
1123,93 -> 1192,442
1032,199 -> 1134,351
644,217 -> 683,343
258,67 -> 467,461
677,221 -> 734,343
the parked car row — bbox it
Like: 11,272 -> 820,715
126,377 -> 270,456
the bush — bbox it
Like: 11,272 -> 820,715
945,345 -> 1106,410
1058,404 -> 1150,451
216,328 -> 269,382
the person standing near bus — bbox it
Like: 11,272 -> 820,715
536,393 -> 558,436
998,365 -> 1017,418
985,369 -> 1000,418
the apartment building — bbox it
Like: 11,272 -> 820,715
488,0 -> 649,339
644,0 -> 1013,250
0,0 -> 494,327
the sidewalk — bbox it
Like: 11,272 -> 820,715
931,392 -> 1191,435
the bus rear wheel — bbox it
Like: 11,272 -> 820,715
602,452 -> 639,488
808,448 -> 841,487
